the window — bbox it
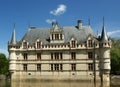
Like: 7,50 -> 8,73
60,64 -> 63,71
60,34 -> 62,40
71,64 -> 76,71
88,63 -> 93,71
23,53 -> 27,60
53,52 -> 63,60
88,52 -> 93,59
51,64 -> 63,71
52,34 -> 54,40
23,64 -> 27,71
54,64 -> 58,71
60,53 -> 63,60
71,41 -> 75,47
51,53 -> 53,60
88,40 -> 92,47
37,53 -> 41,60
51,64 -> 53,71
37,64 -> 41,71
55,34 -> 59,40
71,52 -> 76,60
56,64 -> 59,71
23,42 -> 27,49
56,53 -> 59,60
37,41 -> 41,48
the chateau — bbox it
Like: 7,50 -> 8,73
8,19 -> 111,81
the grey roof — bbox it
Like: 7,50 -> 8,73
21,28 -> 50,44
100,25 -> 108,42
100,17 -> 108,42
11,29 -> 17,45
20,25 -> 97,45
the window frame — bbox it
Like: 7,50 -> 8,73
88,52 -> 93,60
88,63 -> 93,71
23,64 -> 27,71
37,64 -> 41,71
71,63 -> 76,71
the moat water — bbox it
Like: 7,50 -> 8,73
0,80 -> 120,87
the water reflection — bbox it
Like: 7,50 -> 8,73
1,80 -> 120,87
11,81 -> 110,87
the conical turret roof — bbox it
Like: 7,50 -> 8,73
101,18 -> 108,42
11,25 -> 17,45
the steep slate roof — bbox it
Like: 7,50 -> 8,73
11,29 -> 17,45
20,25 -> 97,45
100,25 -> 108,42
21,28 -> 50,44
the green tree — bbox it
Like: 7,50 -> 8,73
110,38 -> 120,75
0,53 -> 9,75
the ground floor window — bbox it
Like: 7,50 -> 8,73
51,64 -> 63,71
88,63 -> 93,71
71,64 -> 76,71
37,64 -> 41,71
23,64 -> 27,71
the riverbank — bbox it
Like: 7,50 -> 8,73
0,75 -> 6,80
111,75 -> 120,83
1,74 -> 120,81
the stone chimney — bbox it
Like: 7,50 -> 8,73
78,20 -> 82,29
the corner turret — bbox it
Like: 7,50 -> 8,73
99,18 -> 111,82
8,24 -> 17,80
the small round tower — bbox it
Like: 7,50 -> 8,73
8,27 -> 17,80
99,19 -> 111,82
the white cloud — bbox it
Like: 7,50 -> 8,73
46,19 -> 56,24
107,30 -> 120,36
50,4 -> 67,16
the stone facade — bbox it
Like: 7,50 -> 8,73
8,20 -> 111,81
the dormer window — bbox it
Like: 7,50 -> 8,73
88,40 -> 92,47
50,22 -> 64,43
52,34 -> 54,40
37,41 -> 41,48
55,34 -> 59,40
60,34 -> 62,40
23,42 -> 27,49
71,40 -> 76,48
51,33 -> 63,41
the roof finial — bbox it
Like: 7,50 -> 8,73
56,21 -> 58,25
103,16 -> 105,27
28,20 -> 31,29
14,23 -> 15,30
97,30 -> 98,36
88,17 -> 90,26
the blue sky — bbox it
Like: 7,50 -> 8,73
0,0 -> 120,56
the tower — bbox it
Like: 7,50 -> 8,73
99,18 -> 111,82
8,25 -> 17,80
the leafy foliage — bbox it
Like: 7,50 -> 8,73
0,53 -> 9,75
110,38 -> 120,75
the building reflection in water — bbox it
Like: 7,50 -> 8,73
11,81 -> 110,87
